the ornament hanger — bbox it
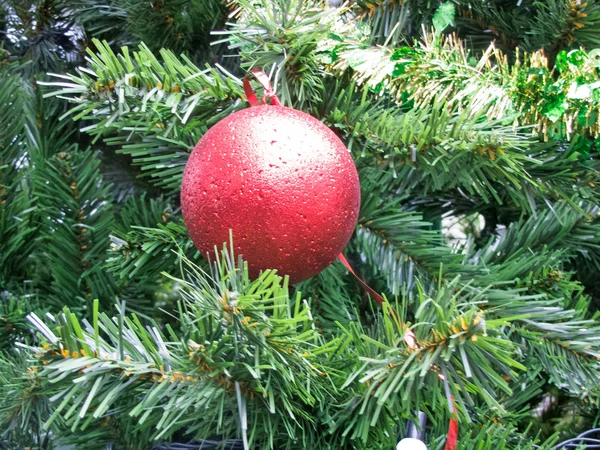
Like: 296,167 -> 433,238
242,69 -> 456,450
243,69 -> 281,106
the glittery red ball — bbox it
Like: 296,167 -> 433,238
181,105 -> 360,283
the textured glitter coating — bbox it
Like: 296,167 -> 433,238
181,105 -> 360,283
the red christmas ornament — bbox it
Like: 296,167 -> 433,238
181,84 -> 360,283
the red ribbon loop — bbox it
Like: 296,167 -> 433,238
243,69 -> 281,106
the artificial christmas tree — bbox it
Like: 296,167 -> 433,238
2,0 -> 600,449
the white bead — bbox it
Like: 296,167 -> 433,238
396,438 -> 428,450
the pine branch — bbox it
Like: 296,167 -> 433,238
525,0 -> 600,62
66,1 -> 131,46
332,276 -> 528,443
70,0 -> 227,62
315,75 -> 581,214
220,0 -> 338,108
0,292 -> 41,353
113,193 -> 174,233
352,187 -> 600,401
321,74 -> 600,212
521,138 -> 600,208
107,195 -> 201,317
1,0 -> 80,77
351,0 -> 429,47
0,352 -> 56,449
42,38 -> 243,135
460,214 -> 600,398
480,278 -> 600,397
0,70 -> 28,182
471,201 -> 600,275
22,248 -> 555,449
121,0 -> 226,57
0,172 -> 38,286
103,132 -> 201,192
34,148 -> 117,311
353,186 -> 467,296
332,29 -> 600,140
20,243 -> 593,448
451,203 -> 600,397
107,218 -> 199,284
443,419 -> 552,450
0,71 -> 38,284
349,104 -> 551,212
295,261 -> 361,331
452,0 -> 600,61
454,0 -> 532,54
21,251 -> 353,449
40,39 -> 243,191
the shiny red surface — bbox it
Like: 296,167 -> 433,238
181,105 -> 360,283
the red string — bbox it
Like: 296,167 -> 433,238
444,416 -> 459,450
339,253 -> 458,446
241,70 -> 456,446
443,394 -> 459,450
337,254 -> 416,350
243,69 -> 281,106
